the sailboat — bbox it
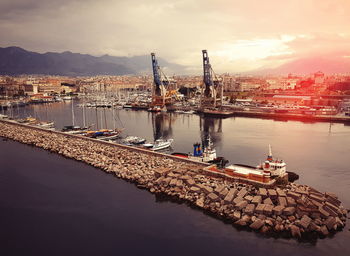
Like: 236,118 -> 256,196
62,98 -> 89,133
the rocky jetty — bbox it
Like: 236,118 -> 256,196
0,120 -> 348,240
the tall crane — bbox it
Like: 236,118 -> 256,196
151,53 -> 172,107
201,50 -> 222,108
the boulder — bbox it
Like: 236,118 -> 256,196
335,217 -> 344,227
308,221 -> 320,232
263,204 -> 274,216
190,186 -> 201,193
233,211 -> 241,220
323,205 -> 338,217
286,197 -> 297,207
202,185 -> 213,194
325,193 -> 341,207
252,196 -> 262,205
319,225 -> 329,236
263,197 -> 274,205
244,204 -> 256,215
186,179 -> 196,186
233,197 -> 244,205
300,215 -> 312,229
267,189 -> 277,199
278,196 -> 287,207
287,191 -> 300,200
214,185 -> 225,194
219,188 -> 229,198
318,206 -> 330,218
255,204 -> 266,214
258,188 -> 268,198
234,219 -> 247,226
154,168 -> 170,178
196,197 -> 205,208
309,194 -> 324,204
208,192 -> 219,202
249,219 -> 264,230
273,205 -> 284,216
325,216 -> 336,231
175,180 -> 183,188
224,188 -> 238,203
244,195 -> 254,202
236,200 -> 248,210
290,224 -> 301,238
276,189 -> 286,197
283,207 -> 296,216
169,179 -> 178,186
325,201 -> 339,213
237,188 -> 248,198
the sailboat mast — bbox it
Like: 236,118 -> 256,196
112,106 -> 116,130
71,98 -> 75,126
82,99 -> 86,127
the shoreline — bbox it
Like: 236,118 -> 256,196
0,119 -> 348,241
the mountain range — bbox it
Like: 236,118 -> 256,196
1,46 -> 349,76
0,46 -> 185,76
251,55 -> 350,75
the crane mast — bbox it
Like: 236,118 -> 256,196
201,50 -> 222,109
151,53 -> 172,108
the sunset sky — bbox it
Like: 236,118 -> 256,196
1,0 -> 350,73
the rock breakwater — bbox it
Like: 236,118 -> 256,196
0,120 -> 347,240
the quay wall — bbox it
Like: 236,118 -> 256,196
231,111 -> 350,123
0,119 -> 348,240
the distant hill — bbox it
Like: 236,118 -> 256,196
251,56 -> 350,75
0,46 -> 185,76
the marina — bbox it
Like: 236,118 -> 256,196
1,97 -> 350,256
0,113 -> 349,240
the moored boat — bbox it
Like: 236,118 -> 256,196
123,136 -> 146,145
171,138 -> 227,166
151,138 -> 173,151
224,145 -> 288,183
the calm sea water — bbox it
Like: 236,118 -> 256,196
1,101 -> 350,256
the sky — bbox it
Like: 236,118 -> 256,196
1,0 -> 350,73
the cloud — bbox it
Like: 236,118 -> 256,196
0,0 -> 350,73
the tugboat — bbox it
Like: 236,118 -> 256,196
172,138 -> 228,167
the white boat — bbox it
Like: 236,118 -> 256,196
183,110 -> 195,114
124,136 -> 146,144
97,133 -> 121,141
151,138 -> 174,151
37,121 -> 55,128
143,143 -> 154,148
63,96 -> 73,100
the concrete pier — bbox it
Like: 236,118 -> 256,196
0,119 -> 348,240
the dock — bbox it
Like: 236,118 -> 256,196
0,119 -> 348,240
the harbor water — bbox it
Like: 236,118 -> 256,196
1,101 -> 350,255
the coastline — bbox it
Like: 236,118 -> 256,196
0,119 -> 348,240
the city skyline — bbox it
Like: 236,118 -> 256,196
0,0 -> 350,73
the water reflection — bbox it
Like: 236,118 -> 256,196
151,112 -> 173,140
200,116 -> 223,147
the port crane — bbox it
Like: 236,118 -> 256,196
201,50 -> 223,108
151,53 -> 173,108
